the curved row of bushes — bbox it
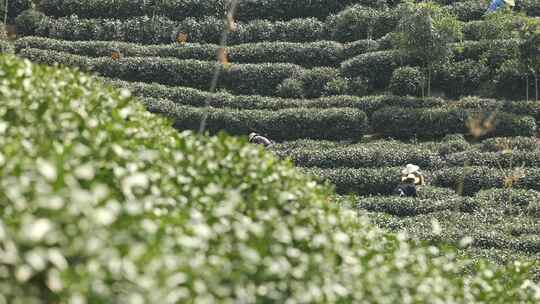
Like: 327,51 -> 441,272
15,8 -> 397,44
356,182 -> 540,219
14,36 -> 382,68
18,48 -> 305,96
146,99 -> 369,141
109,79 -> 537,140
38,0 -> 389,21
446,150 -> 540,168
341,48 -> 526,97
362,186 -> 540,218
274,145 -> 443,169
357,194 -> 467,217
306,166 -> 540,196
16,36 -> 523,68
373,211 -> 540,254
274,136 -> 540,169
372,106 -> 536,139
36,0 -> 539,24
17,36 -> 531,99
107,79 -> 445,111
17,6 -> 519,45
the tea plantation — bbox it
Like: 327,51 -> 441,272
3,0 -> 540,301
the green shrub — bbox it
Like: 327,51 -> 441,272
276,67 -> 345,98
516,0 -> 540,16
13,9 -> 46,36
431,167 -> 540,195
0,0 -> 32,23
109,79 -> 376,111
376,32 -> 398,50
438,134 -> 471,156
147,99 -> 368,141
371,107 -> 536,139
8,53 -> 530,303
324,5 -> 400,42
341,50 -> 414,89
357,195 -> 465,216
277,145 -> 443,169
494,59 -> 532,100
37,0 -> 388,21
444,0 -> 487,22
434,59 -> 489,98
343,39 -> 380,57
480,137 -> 538,152
304,167 -> 400,195
389,66 -> 425,97
18,48 -> 303,96
475,189 -> 540,218
15,36 -> 346,68
16,14 -> 326,44
446,150 -> 540,168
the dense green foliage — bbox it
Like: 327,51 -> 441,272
0,0 -> 32,23
7,0 -> 540,300
4,54 -> 540,303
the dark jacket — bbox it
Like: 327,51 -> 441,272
394,183 -> 417,197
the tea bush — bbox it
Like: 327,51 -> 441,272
389,66 -> 425,97
357,195 -> 466,216
146,99 -> 368,141
37,0 -> 388,21
18,48 -> 304,96
15,36 -> 347,68
275,145 -> 443,169
0,0 -> 32,23
371,106 -> 537,139
5,54 -> 539,303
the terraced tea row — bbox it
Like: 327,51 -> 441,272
305,166 -> 540,196
18,45 -> 540,102
364,189 -> 540,251
17,8 -> 537,46
33,0 -> 540,22
14,36 -> 522,69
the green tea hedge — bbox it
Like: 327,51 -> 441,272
147,99 -> 368,141
357,195 -> 466,216
371,106 -> 537,139
37,0 -> 388,21
6,54 -> 539,302
15,12 -> 325,44
0,0 -> 32,23
105,79 -> 445,113
276,145 -> 443,169
446,150 -> 540,168
18,48 -> 304,96
16,6 -> 402,44
109,80 -> 371,110
15,36 -> 346,68
432,167 -> 540,195
304,167 -> 401,195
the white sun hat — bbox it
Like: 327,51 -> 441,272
248,132 -> 257,141
401,164 -> 420,175
504,0 -> 515,7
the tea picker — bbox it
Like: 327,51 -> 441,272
248,132 -> 273,148
486,0 -> 515,13
394,164 -> 425,198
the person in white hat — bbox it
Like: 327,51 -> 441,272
248,132 -> 273,148
394,164 -> 425,198
401,163 -> 425,186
